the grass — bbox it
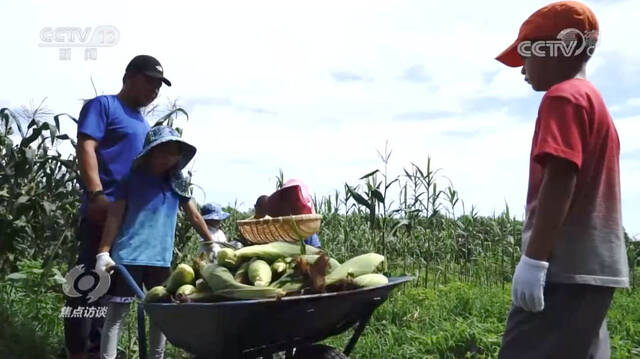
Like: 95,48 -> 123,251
322,283 -> 640,359
2,277 -> 638,358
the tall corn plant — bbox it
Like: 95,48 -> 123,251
0,106 -> 79,274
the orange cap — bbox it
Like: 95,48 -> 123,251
496,1 -> 599,67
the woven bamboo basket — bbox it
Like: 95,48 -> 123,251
237,214 -> 322,244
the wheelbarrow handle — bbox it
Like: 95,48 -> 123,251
200,240 -> 238,249
109,264 -> 146,300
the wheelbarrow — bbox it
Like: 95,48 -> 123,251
112,265 -> 411,359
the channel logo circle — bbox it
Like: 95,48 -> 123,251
62,265 -> 110,303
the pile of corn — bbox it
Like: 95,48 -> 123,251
145,242 -> 388,303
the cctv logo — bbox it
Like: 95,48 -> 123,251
39,25 -> 120,47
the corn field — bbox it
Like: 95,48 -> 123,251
1,105 -> 639,358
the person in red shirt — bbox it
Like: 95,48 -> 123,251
495,2 -> 629,358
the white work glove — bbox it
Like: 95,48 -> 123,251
511,255 -> 549,312
95,252 -> 115,273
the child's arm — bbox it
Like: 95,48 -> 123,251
524,156 -> 577,261
98,199 -> 126,253
510,156 -> 577,312
181,199 -> 214,242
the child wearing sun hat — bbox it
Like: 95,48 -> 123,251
199,203 -> 241,259
94,126 -> 214,359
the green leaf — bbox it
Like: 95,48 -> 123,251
51,269 -> 67,285
6,272 -> 27,280
41,201 -> 55,216
153,108 -> 189,128
20,126 -> 43,148
372,189 -> 385,204
27,118 -> 39,130
385,178 -> 399,191
359,169 -> 379,180
48,124 -> 57,145
347,185 -> 370,208
11,113 -> 26,138
53,112 -> 78,124
16,195 -> 30,205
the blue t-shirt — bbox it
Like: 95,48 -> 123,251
77,95 -> 150,216
110,169 -> 187,267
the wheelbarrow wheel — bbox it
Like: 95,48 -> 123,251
292,344 -> 348,359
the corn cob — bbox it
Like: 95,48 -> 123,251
176,284 -> 197,297
181,290 -> 218,303
217,248 -> 238,269
235,241 -> 321,262
325,253 -> 385,286
353,273 -> 388,288
271,258 -> 288,279
166,264 -> 195,293
177,286 -> 217,303
248,259 -> 272,286
144,286 -> 170,303
234,261 -> 251,284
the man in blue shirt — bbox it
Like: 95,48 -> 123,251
64,55 -> 171,359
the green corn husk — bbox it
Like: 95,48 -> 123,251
300,255 -> 341,273
269,270 -> 305,293
192,254 -> 209,281
325,253 -> 385,286
248,259 -> 272,287
144,286 -> 170,303
353,273 -> 388,288
217,248 -> 238,269
199,263 -> 286,299
195,278 -> 208,292
177,286 -> 217,303
199,262 -> 281,298
200,263 -> 246,292
166,264 -> 196,293
183,291 -> 218,303
234,261 -> 251,284
215,286 -> 285,300
235,242 -> 321,263
176,284 -> 197,297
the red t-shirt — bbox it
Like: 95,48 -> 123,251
522,78 -> 628,287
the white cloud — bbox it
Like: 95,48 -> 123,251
3,0 -> 640,235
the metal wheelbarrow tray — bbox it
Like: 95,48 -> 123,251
113,265 -> 411,358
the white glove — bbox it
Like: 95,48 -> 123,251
511,255 -> 549,312
95,252 -> 115,273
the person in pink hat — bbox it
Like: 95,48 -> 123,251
252,179 -> 321,247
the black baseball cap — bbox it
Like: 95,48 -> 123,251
125,55 -> 171,87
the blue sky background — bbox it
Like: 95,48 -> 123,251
1,0 -> 638,237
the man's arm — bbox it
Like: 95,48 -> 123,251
181,199 -> 213,241
77,134 -> 103,192
98,199 -> 126,253
525,156 -> 578,261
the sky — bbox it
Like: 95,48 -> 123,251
1,0 -> 639,237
